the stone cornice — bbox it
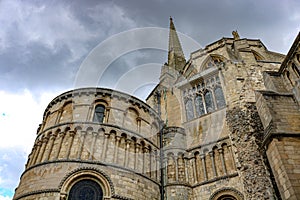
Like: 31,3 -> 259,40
43,87 -> 160,121
20,160 -> 160,186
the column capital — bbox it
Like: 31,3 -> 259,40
50,135 -> 56,141
68,130 -> 76,137
58,131 -> 65,138
92,131 -> 98,137
217,148 -> 224,154
80,131 -> 87,136
200,154 -> 205,159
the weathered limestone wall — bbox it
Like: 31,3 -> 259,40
14,88 -> 161,200
41,88 -> 160,146
256,91 -> 300,199
14,163 -> 160,200
266,138 -> 300,199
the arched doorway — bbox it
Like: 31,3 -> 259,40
68,179 -> 103,200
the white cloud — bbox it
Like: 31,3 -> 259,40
0,195 -> 11,200
0,89 -> 59,153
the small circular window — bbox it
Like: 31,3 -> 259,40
68,179 -> 103,200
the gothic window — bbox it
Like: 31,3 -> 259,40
68,179 -> 103,200
214,87 -> 226,108
195,95 -> 205,117
204,90 -> 215,113
183,73 -> 226,121
93,105 -> 105,123
185,98 -> 194,121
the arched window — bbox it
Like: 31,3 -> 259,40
93,105 -> 105,123
195,94 -> 205,117
214,87 -> 226,109
68,179 -> 103,200
204,90 -> 215,113
217,195 -> 237,200
185,98 -> 194,121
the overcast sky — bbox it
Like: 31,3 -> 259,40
0,0 -> 299,199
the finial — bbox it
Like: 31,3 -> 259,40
170,16 -> 173,21
232,30 -> 240,40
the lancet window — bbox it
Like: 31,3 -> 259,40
183,74 -> 226,121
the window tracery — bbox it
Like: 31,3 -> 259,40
203,56 -> 225,70
183,74 -> 226,121
68,179 -> 103,200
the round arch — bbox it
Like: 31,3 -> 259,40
209,187 -> 244,200
60,168 -> 113,200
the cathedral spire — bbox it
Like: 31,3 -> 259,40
168,17 -> 186,72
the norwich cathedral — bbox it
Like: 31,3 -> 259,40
13,18 -> 300,200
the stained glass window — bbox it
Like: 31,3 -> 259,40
185,99 -> 194,121
195,95 -> 205,117
214,87 -> 226,109
68,179 -> 103,200
93,105 -> 105,123
204,90 -> 215,113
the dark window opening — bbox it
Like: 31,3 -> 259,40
93,105 -> 105,123
68,179 -> 103,200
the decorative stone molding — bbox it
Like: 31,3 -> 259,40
13,189 -> 60,200
209,187 -> 244,200
59,167 -> 114,199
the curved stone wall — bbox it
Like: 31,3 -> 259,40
14,88 -> 161,200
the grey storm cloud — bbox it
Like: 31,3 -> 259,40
0,0 -> 299,96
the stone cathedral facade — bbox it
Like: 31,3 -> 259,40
13,19 -> 300,200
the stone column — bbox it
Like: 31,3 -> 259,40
37,136 -> 49,163
218,148 -> 227,175
125,139 -> 131,167
77,131 -> 87,159
144,147 -> 150,175
27,145 -> 37,167
55,132 -> 66,160
89,132 -> 98,160
175,155 -> 179,182
44,133 -> 57,161
101,133 -> 109,161
184,157 -> 189,183
209,151 -> 217,177
113,136 -> 120,163
195,154 -> 201,182
200,154 -> 207,181
66,131 -> 75,159
142,147 -> 146,174
134,143 -> 140,171
192,157 -> 197,184
31,141 -> 41,166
